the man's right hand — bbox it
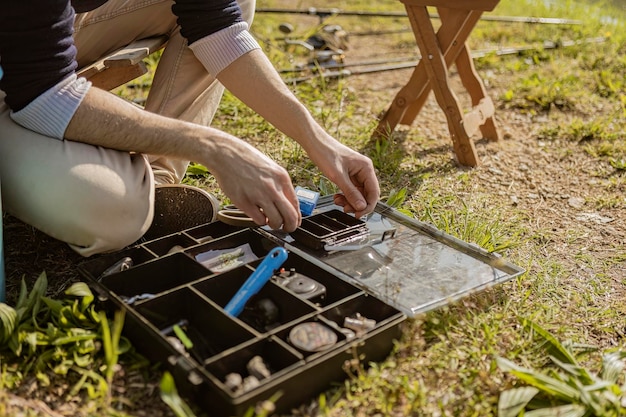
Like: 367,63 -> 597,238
207,139 -> 302,232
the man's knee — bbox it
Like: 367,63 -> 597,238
69,192 -> 153,257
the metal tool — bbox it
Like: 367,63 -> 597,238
97,256 -> 133,281
224,247 -> 288,317
324,228 -> 396,251
273,268 -> 326,301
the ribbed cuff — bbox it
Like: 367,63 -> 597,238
189,21 -> 261,76
10,74 -> 91,140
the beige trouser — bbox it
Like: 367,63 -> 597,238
0,0 -> 255,256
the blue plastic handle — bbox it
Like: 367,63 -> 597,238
224,247 -> 288,317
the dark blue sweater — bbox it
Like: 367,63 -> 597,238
0,0 -> 243,111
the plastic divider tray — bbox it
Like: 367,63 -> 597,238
78,198 -> 523,416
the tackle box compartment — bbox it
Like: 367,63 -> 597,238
78,197 -> 524,416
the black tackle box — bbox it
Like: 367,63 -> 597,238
78,197 -> 524,416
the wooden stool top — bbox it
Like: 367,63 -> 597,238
400,0 -> 499,11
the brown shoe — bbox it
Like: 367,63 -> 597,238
143,184 -> 220,241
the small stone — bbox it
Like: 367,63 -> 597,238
568,197 -> 585,209
575,213 -> 614,224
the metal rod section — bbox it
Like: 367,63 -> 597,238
283,37 -> 606,83
279,55 -> 423,73
256,7 -> 583,25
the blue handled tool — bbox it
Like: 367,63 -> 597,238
224,247 -> 288,317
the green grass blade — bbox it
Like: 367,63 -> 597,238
64,282 -> 94,312
524,403 -> 587,417
386,188 -> 407,208
497,357 -> 581,402
0,303 -> 18,345
41,297 -> 64,315
15,279 -> 28,310
111,310 -> 125,357
51,333 -> 97,346
572,377 -> 603,414
159,371 -> 197,417
602,351 -> 626,383
99,311 -> 114,382
522,318 -> 579,365
549,355 -> 594,385
498,386 -> 540,417
16,272 -> 48,322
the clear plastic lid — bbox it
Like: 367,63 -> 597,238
283,199 -> 524,317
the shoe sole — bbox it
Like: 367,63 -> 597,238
144,184 -> 220,241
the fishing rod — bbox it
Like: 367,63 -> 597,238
279,55 -> 422,74
274,27 -> 413,41
282,37 -> 607,84
256,7 -> 583,26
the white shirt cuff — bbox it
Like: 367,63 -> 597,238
189,22 -> 261,76
10,74 -> 91,140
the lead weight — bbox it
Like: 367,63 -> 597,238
167,245 -> 184,254
325,320 -> 357,341
289,322 -> 338,352
241,375 -> 261,393
224,372 -> 243,392
166,336 -> 186,355
247,355 -> 271,380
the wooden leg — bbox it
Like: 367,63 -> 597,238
408,6 -> 479,166
373,6 -> 471,139
400,8 -> 481,126
455,44 -> 501,141
375,6 -> 484,137
372,3 -> 499,166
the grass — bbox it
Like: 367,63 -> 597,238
2,0 -> 626,415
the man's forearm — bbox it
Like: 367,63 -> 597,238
66,87 -> 224,168
216,49 -> 336,155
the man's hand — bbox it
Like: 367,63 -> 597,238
208,140 -> 302,232
313,141 -> 380,219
